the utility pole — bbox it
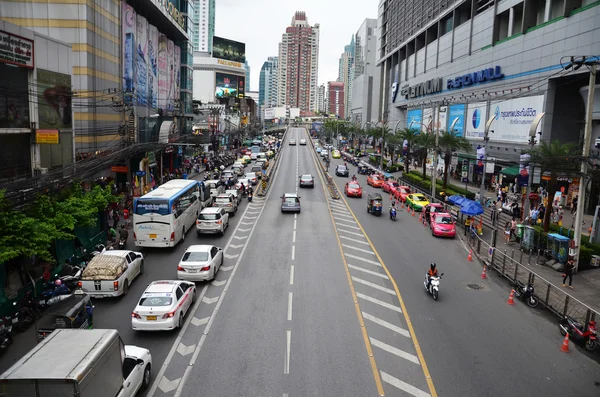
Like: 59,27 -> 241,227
523,112 -> 545,217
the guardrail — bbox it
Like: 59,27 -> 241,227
308,136 -> 340,199
257,128 -> 288,196
466,231 -> 598,326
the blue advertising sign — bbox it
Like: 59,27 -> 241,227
448,104 -> 466,137
447,66 -> 504,90
406,109 -> 422,130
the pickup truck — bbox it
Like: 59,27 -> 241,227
79,251 -> 144,298
0,329 -> 152,397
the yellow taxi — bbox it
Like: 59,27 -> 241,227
266,150 -> 274,158
332,150 -> 341,159
242,155 -> 251,164
405,193 -> 430,212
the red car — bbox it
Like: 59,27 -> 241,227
367,174 -> 384,188
424,203 -> 445,223
382,180 -> 400,194
430,213 -> 456,238
345,181 -> 363,198
393,186 -> 411,202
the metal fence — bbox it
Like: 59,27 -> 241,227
467,231 -> 598,326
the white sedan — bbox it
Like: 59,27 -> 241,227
177,244 -> 224,281
131,280 -> 196,331
236,178 -> 250,190
244,172 -> 258,185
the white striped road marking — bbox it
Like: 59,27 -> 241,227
176,343 -> 195,356
330,205 -> 349,212
291,245 -> 295,260
246,211 -> 260,214
380,371 -> 431,397
332,211 -> 355,219
356,293 -> 403,313
224,254 -> 238,259
292,231 -> 296,243
202,296 -> 219,305
190,316 -> 209,327
337,229 -> 366,237
240,221 -> 254,225
290,265 -> 294,285
294,213 -> 297,219
237,228 -> 251,232
370,337 -> 420,364
284,330 -> 291,374
233,235 -> 248,240
342,244 -> 376,255
362,312 -> 410,338
348,264 -> 388,279
344,253 -> 382,266
351,276 -> 396,295
220,265 -> 234,272
329,201 -> 347,209
339,235 -> 370,245
158,376 -> 180,393
211,280 -> 226,287
229,244 -> 243,249
287,292 -> 293,320
293,219 -> 297,230
245,216 -> 258,219
336,222 -> 361,230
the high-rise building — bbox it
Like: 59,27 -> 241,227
193,0 -> 215,52
245,61 -> 251,91
277,11 -> 320,113
327,81 -> 345,118
317,84 -> 326,113
259,57 -> 279,107
337,36 -> 355,120
350,18 -> 380,125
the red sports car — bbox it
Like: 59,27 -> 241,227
430,213 -> 456,238
393,186 -> 411,202
382,180 -> 400,194
345,181 -> 363,198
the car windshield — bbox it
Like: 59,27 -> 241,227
337,166 -> 347,171
216,197 -> 231,204
182,251 -> 209,262
437,217 -> 453,224
139,296 -> 172,306
199,213 -> 219,220
390,182 -> 400,187
301,175 -> 312,180
245,174 -> 256,179
348,183 -> 360,188
414,195 -> 426,201
400,188 -> 410,194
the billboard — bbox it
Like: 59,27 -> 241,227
212,36 -> 246,63
37,69 -> 72,130
148,24 -> 159,108
433,105 -> 448,133
448,104 -> 465,137
135,15 -> 148,106
174,45 -> 181,108
406,109 -> 422,130
122,4 -> 136,95
157,34 -> 168,109
0,31 -> 34,68
465,102 -> 487,139
167,39 -> 174,111
490,95 -> 544,144
422,108 -> 433,132
215,72 -> 245,98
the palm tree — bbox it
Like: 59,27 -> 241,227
438,130 -> 472,189
414,132 -> 436,178
397,128 -> 420,172
528,140 -> 578,232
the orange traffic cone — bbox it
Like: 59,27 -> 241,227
507,289 -> 515,305
401,200 -> 404,208
481,265 -> 487,279
412,208 -> 415,217
467,249 -> 473,261
419,213 -> 422,222
560,333 -> 570,353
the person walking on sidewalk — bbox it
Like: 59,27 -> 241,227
562,257 -> 575,288
571,196 -> 578,214
504,221 -> 511,243
510,218 -> 517,242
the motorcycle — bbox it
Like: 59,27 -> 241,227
204,171 -> 210,181
424,273 -> 444,301
12,292 -> 38,333
390,207 -> 397,221
514,280 -> 539,308
559,316 -> 597,351
118,238 -> 126,249
0,317 -> 13,351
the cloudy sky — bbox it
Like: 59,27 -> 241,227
214,0 -> 379,92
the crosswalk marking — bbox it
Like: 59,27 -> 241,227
380,371 -> 431,397
348,264 -> 388,279
351,276 -> 396,295
344,253 -> 382,266
370,337 -> 420,364
336,229 -> 365,237
339,235 -> 370,245
356,293 -> 402,313
362,312 -> 410,338
342,244 -> 375,255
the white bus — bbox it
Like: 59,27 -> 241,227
133,179 -> 200,248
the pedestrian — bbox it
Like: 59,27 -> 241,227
504,221 -> 511,243
562,257 -> 575,289
571,196 -> 578,214
510,218 -> 517,242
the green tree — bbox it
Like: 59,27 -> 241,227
527,140 -> 578,232
414,132 -> 436,178
438,130 -> 472,189
397,128 -> 420,172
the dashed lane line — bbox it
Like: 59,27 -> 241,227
380,371 -> 431,397
344,253 -> 382,267
356,292 -> 403,313
287,292 -> 293,321
291,245 -> 295,260
337,228 -> 366,237
348,264 -> 389,279
289,265 -> 294,285
339,235 -> 370,245
342,244 -> 376,255
351,276 -> 397,295
370,337 -> 421,365
284,330 -> 291,374
335,222 -> 361,230
362,311 -> 410,338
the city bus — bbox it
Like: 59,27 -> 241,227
133,179 -> 201,248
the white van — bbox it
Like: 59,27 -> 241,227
256,153 -> 267,162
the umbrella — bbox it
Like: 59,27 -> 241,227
460,199 -> 484,216
448,195 -> 467,206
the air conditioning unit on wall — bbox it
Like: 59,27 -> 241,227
33,168 -> 48,176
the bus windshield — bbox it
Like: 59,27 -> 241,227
135,199 -> 170,216
251,145 -> 261,154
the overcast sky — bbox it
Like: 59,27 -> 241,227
215,0 -> 378,92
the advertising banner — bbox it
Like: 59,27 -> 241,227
135,15 -> 148,106
167,40 -> 174,111
215,72 -> 242,98
37,69 -> 72,130
448,104 -> 465,137
157,34 -> 168,110
465,102 -> 487,139
490,95 -> 544,144
433,106 -> 448,133
122,5 -> 136,96
174,45 -> 181,107
148,25 -> 158,109
237,76 -> 245,98
212,36 -> 246,63
406,109 -> 422,130
0,30 -> 34,68
422,108 -> 433,132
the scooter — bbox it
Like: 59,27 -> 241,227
559,316 -> 597,351
118,238 -> 126,249
424,273 -> 444,301
514,280 -> 539,308
390,207 -> 397,221
0,317 -> 13,352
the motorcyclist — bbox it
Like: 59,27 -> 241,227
426,263 -> 439,290
352,174 -> 357,181
119,224 -> 129,244
240,183 -> 246,196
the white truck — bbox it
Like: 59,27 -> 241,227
78,251 -> 144,298
0,329 -> 152,397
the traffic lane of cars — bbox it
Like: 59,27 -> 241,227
327,157 -> 600,397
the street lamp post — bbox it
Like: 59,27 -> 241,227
479,114 -> 497,205
409,118 -> 436,196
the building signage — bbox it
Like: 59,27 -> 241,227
447,66 -> 504,90
111,166 -> 128,173
0,31 -> 34,68
217,59 -> 243,68
400,78 -> 443,100
151,0 -> 185,28
391,81 -> 399,102
35,129 -> 60,144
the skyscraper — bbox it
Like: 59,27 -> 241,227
193,0 -> 215,52
259,57 -> 278,107
350,18 -> 379,125
337,36 -> 354,120
328,82 -> 345,119
317,84 -> 326,113
277,11 -> 320,113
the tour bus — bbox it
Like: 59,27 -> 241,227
250,145 -> 261,154
133,179 -> 201,248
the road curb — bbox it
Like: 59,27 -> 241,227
257,128 -> 288,196
308,135 -> 340,199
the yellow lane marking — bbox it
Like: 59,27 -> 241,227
330,176 -> 439,397
305,129 -> 385,396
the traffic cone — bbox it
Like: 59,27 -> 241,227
419,213 -> 422,222
560,333 -> 570,353
401,200 -> 404,209
467,249 -> 473,261
481,265 -> 487,279
507,289 -> 515,305
412,208 -> 415,217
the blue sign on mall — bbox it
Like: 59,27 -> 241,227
447,66 -> 504,90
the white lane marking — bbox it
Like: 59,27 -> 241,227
176,343 -> 195,356
344,253 -> 382,266
293,219 -> 297,230
351,276 -> 396,295
237,228 -> 251,232
362,312 -> 410,338
224,253 -> 239,259
202,296 -> 219,304
158,376 -> 181,393
283,394 -> 289,397
291,245 -> 295,260
292,230 -> 296,243
233,235 -> 248,240
190,316 -> 209,327
287,292 -> 293,320
240,221 -> 254,225
356,292 -> 403,313
339,235 -> 370,245
245,216 -> 258,219
342,244 -> 376,255
148,284 -> 207,397
348,264 -> 389,279
380,371 -> 431,397
211,279 -> 226,287
284,330 -> 291,374
220,265 -> 234,272
229,244 -> 244,249
289,265 -> 294,285
246,211 -> 260,214
329,201 -> 347,208
294,213 -> 297,219
370,337 -> 420,364
332,211 -> 355,219
337,228 -> 365,237
336,222 -> 360,230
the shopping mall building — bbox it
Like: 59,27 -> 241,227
377,0 -> 600,207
